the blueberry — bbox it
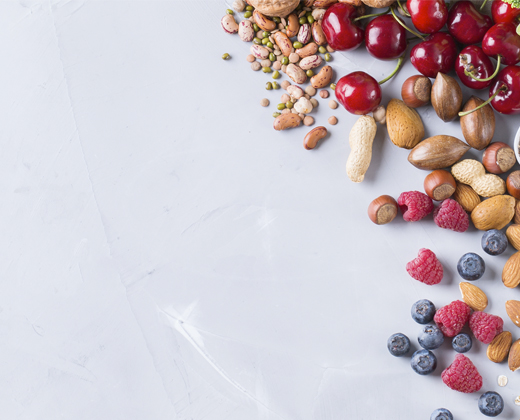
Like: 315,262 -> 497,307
457,252 -> 485,280
452,333 -> 472,353
410,349 -> 437,375
411,299 -> 436,324
418,325 -> 444,350
430,408 -> 453,420
478,391 -> 504,417
482,229 -> 508,256
387,333 -> 411,357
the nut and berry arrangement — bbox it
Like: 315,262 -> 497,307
222,0 -> 520,417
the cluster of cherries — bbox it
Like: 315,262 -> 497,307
319,0 -> 520,116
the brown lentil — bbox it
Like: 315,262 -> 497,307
260,98 -> 270,107
289,53 -> 300,63
328,99 -> 338,109
251,62 -> 262,71
281,80 -> 291,90
261,59 -> 271,67
303,116 -> 314,126
281,93 -> 290,103
272,61 -> 282,70
305,86 -> 316,96
319,90 -> 329,99
310,98 -> 318,108
328,116 -> 338,125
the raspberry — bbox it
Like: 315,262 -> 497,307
442,354 -> 483,393
433,300 -> 471,337
406,248 -> 443,285
397,191 -> 434,222
433,199 -> 469,232
469,311 -> 504,344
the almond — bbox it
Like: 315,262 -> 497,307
503,255 -> 520,289
487,331 -> 512,363
506,224 -> 520,251
508,338 -> 520,372
459,282 -> 488,311
386,98 -> 425,149
452,183 -> 481,212
506,300 -> 520,325
515,199 -> 520,224
471,195 -> 515,231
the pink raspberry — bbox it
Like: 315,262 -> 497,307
397,191 -> 434,222
469,311 -> 504,344
406,248 -> 443,285
433,300 -> 471,337
433,199 -> 469,232
442,354 -> 482,393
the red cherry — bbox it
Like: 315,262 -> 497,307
447,1 -> 493,45
410,33 -> 458,78
489,65 -> 520,114
335,72 -> 382,115
365,15 -> 407,60
322,3 -> 364,51
482,23 -> 520,65
455,46 -> 496,89
492,0 -> 520,25
406,0 -> 448,34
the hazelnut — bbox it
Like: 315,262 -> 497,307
424,169 -> 456,201
401,75 -> 432,108
507,171 -> 520,199
367,195 -> 398,225
483,142 -> 516,174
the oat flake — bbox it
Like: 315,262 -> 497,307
498,375 -> 508,387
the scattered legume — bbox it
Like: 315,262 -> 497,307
272,71 -> 280,79
267,41 -> 274,48
307,15 -> 315,24
272,61 -> 282,70
319,90 -> 329,99
277,103 -> 286,110
244,11 -> 252,18
253,37 -> 262,45
281,93 -> 290,102
303,116 -> 314,126
253,23 -> 259,32
272,81 -> 280,89
305,86 -> 316,96
330,83 -> 336,90
226,9 -> 234,14
281,56 -> 289,65
328,116 -> 338,125
281,80 -> 291,90
246,5 -> 254,11
261,59 -> 271,67
269,53 -> 276,62
293,41 -> 303,49
310,98 -> 318,108
262,66 -> 272,73
306,69 -> 314,77
289,53 -> 300,63
260,98 -> 269,107
286,101 -> 294,109
329,100 -> 338,109
324,53 -> 332,62
299,17 -> 307,24
251,62 -> 261,71
246,54 -> 256,63
273,112 -> 281,118
222,53 -> 231,60
262,38 -> 269,45
318,46 -> 327,54
266,82 -> 273,90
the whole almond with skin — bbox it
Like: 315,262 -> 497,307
431,73 -> 463,122
487,331 -> 512,363
506,224 -> 520,250
503,254 -> 520,288
506,300 -> 520,325
515,199 -> 520,224
408,135 -> 470,170
460,282 -> 488,311
508,339 -> 520,371
460,96 -> 495,150
471,195 -> 515,230
452,183 -> 481,212
386,98 -> 425,149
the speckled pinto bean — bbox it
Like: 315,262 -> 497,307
286,13 -> 300,37
311,65 -> 333,88
221,15 -> 239,34
250,44 -> 270,60
297,24 -> 311,44
239,20 -> 254,42
312,21 -> 327,45
286,64 -> 307,84
295,42 -> 318,58
273,32 -> 293,57
274,113 -> 302,131
299,55 -> 323,70
304,126 -> 327,150
253,10 -> 277,31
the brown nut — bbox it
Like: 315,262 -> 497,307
286,13 -> 299,37
487,331 -> 512,363
273,113 -> 301,131
483,142 -> 515,174
509,339 -> 520,371
408,135 -> 470,170
460,96 -> 496,150
253,10 -> 277,31
401,75 -> 431,108
431,72 -> 463,122
507,171 -> 520,199
286,64 -> 307,84
367,195 -> 398,225
424,169 -> 456,201
304,126 -> 327,150
507,224 -> 520,250
314,0 -> 338,6
310,65 -> 333,89
452,183 -> 481,212
295,42 -> 318,58
471,195 -> 515,231
312,20 -> 327,45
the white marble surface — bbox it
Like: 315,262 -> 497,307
2,1 -> 520,419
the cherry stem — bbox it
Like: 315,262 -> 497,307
390,6 -> 425,41
396,0 -> 411,17
354,8 -> 390,21
458,85 -> 506,117
379,55 -> 405,85
464,55 -> 501,82
480,0 -> 489,10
